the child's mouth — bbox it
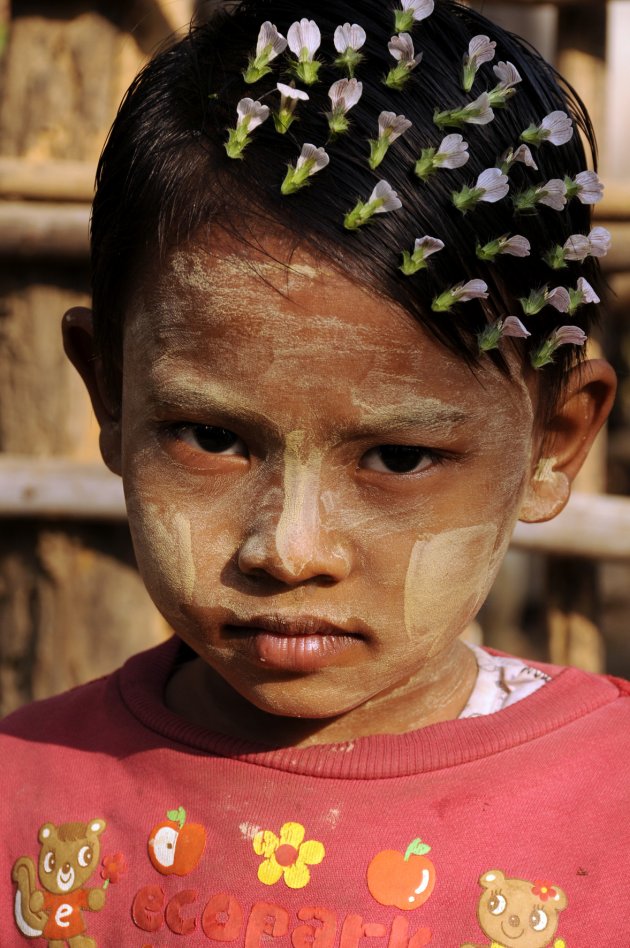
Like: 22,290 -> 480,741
226,616 -> 363,673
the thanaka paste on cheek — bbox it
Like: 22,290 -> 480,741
403,524 -> 499,646
126,497 -> 197,608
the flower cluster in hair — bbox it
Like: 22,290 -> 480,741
219,4 -> 609,372
89,0 -> 607,400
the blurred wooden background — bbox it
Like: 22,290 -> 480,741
0,0 -> 629,716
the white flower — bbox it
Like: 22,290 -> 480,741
334,23 -> 367,53
522,110 -> 573,147
236,98 -> 270,131
552,326 -> 588,346
256,21 -> 287,59
400,236 -> 445,274
538,178 -> 568,211
370,180 -> 402,213
576,277 -> 600,305
531,325 -> 587,367
493,61 -> 521,90
466,92 -> 494,125
564,227 -> 611,262
296,143 -> 329,174
402,0 -> 434,17
541,110 -> 574,146
468,35 -> 496,68
329,78 -> 363,113
573,170 -> 604,205
512,144 -> 538,170
277,82 -> 309,103
378,111 -> 413,141
462,35 -> 496,91
453,167 -> 508,212
432,279 -> 489,312
454,279 -> 489,302
476,167 -> 510,203
287,19 -> 321,60
415,236 -> 444,257
436,133 -> 469,169
344,179 -> 402,229
502,315 -> 530,338
226,98 -> 270,157
281,143 -> 329,195
547,287 -> 571,312
388,32 -> 422,65
502,235 -> 531,257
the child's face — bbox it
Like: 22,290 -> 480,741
117,228 -> 539,725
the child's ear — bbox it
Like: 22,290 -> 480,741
519,358 -> 616,523
62,306 -> 122,476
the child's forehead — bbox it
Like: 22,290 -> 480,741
126,233 -> 536,427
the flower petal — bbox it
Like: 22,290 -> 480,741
297,839 -> 326,866
493,61 -> 521,90
468,35 -> 496,67
296,143 -> 330,174
502,315 -> 531,338
541,110 -> 573,146
334,22 -> 367,52
257,856 -> 285,886
253,830 -> 280,858
456,279 -> 489,301
575,170 -> 604,204
538,178 -> 567,211
477,167 -> 509,202
370,179 -> 402,212
402,0 -> 434,21
279,822 -> 306,848
588,226 -> 611,257
547,287 -> 571,312
257,21 -> 287,58
577,277 -> 600,304
388,32 -> 415,63
552,325 -> 587,346
415,236 -> 445,257
437,133 -> 469,169
287,19 -> 321,59
502,235 -> 530,257
283,862 -> 312,889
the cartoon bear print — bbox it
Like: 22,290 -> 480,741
461,869 -> 567,948
12,819 -> 107,946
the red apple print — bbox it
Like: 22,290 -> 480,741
148,807 -> 206,876
367,838 -> 436,911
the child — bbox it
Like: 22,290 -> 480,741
2,0 -> 627,944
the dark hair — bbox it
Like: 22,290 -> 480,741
91,0 -> 602,417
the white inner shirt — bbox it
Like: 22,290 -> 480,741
459,644 -> 552,718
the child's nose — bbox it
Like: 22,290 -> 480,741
237,449 -> 351,585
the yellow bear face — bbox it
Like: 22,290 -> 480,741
476,870 -> 567,948
37,819 -> 106,895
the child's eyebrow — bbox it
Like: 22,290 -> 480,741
338,405 -> 470,439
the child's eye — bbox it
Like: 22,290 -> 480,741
175,425 -> 248,456
360,445 -> 441,475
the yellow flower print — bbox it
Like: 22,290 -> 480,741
253,821 -> 325,889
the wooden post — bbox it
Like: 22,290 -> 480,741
0,2 -> 174,716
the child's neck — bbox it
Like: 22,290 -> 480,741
165,641 -> 478,748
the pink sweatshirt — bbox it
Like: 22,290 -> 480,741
2,638 -> 629,946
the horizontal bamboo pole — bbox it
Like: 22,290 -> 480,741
0,158 -> 95,202
2,456 -> 630,561
0,201 -> 89,257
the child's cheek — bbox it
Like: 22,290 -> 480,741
403,524 -> 502,647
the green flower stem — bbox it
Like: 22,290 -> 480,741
564,175 -> 579,200
519,290 -> 547,316
488,86 -> 512,109
544,245 -> 566,270
476,239 -> 503,262
452,185 -> 484,213
225,128 -> 251,159
292,56 -> 321,85
531,341 -> 556,369
414,148 -> 437,180
344,199 -> 382,230
281,161 -> 315,195
478,322 -> 503,351
335,49 -> 364,78
431,290 -> 457,313
274,109 -> 296,134
369,136 -> 391,170
462,63 -> 476,93
328,111 -> 350,136
400,249 -> 428,275
568,289 -> 583,316
394,10 -> 416,32
243,49 -> 274,84
520,125 -> 543,147
433,107 -> 466,129
513,187 -> 538,212
385,64 -> 412,91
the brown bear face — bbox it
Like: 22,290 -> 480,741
476,870 -> 567,948
37,819 -> 106,895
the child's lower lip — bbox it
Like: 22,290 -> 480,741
236,629 -> 359,672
